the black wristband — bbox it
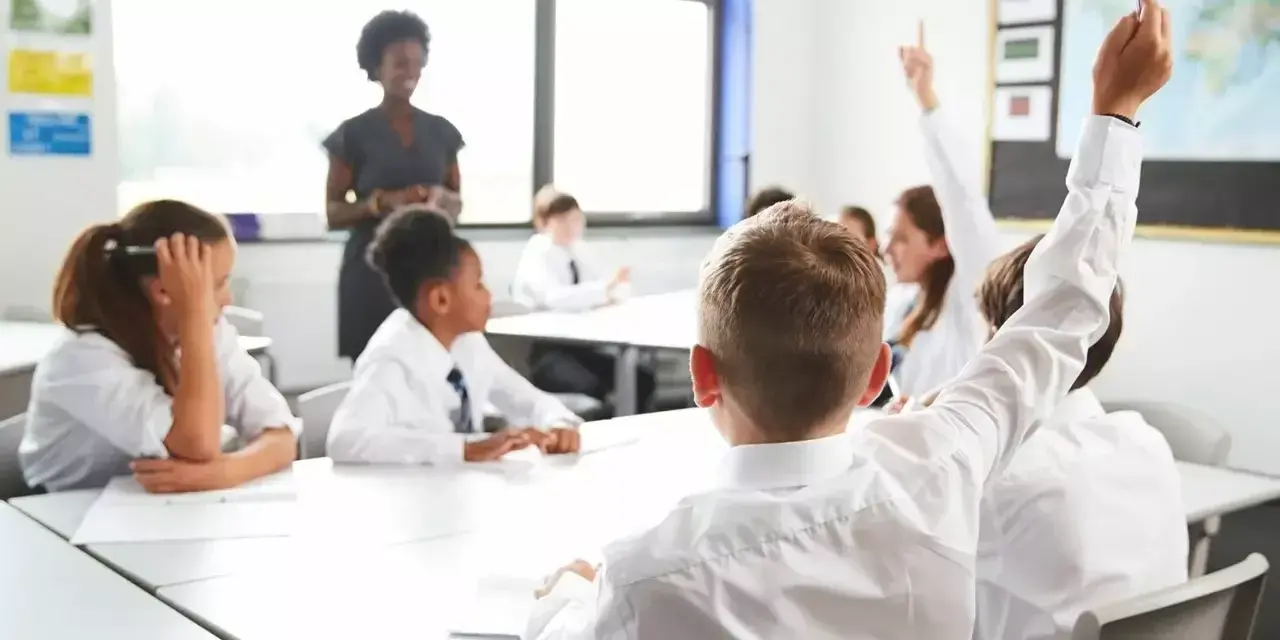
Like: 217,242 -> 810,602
1104,113 -> 1139,128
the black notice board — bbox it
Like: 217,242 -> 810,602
987,0 -> 1280,242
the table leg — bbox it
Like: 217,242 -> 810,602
614,345 -> 640,416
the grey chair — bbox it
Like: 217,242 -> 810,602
1071,553 -> 1268,640
296,382 -> 351,459
0,413 -> 33,499
1105,400 -> 1232,577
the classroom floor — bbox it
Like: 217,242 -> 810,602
1209,502 -> 1280,635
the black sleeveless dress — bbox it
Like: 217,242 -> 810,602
322,107 -> 464,360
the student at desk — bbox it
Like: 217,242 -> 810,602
328,208 -> 583,464
525,6 -> 1172,636
881,23 -> 1003,401
512,186 -> 656,412
20,200 -> 300,493
969,236 -> 1186,640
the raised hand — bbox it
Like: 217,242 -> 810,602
898,21 -> 939,111
1092,0 -> 1174,120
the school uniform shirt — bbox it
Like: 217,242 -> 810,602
326,309 -> 582,464
512,234 -> 628,312
974,388 -> 1188,640
19,318 -> 300,492
893,107 -> 1004,398
525,115 -> 1144,640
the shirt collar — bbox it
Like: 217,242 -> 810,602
716,433 -> 856,491
1045,387 -> 1106,430
391,308 -> 455,380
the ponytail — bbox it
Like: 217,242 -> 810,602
895,186 -> 955,347
51,200 -> 229,391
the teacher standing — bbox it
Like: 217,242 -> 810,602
323,10 -> 465,361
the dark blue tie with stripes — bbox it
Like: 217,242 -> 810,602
447,367 -> 473,434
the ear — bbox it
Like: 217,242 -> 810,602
143,277 -> 170,308
689,345 -> 721,408
421,281 -> 451,317
856,343 -> 893,407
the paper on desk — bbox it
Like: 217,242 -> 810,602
449,575 -> 538,639
70,471 -> 298,545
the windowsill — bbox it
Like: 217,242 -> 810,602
236,222 -> 724,245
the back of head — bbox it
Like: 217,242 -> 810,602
976,234 -> 1124,390
698,201 -> 887,440
367,207 -> 469,309
532,184 -> 581,231
53,199 -> 229,387
744,186 -> 795,219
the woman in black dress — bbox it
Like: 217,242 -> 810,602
324,10 -> 464,361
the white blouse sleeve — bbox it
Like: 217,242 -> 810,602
35,336 -> 175,459
215,319 -> 300,441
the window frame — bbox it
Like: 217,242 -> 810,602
513,0 -> 721,229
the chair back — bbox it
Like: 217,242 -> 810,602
1072,553 -> 1269,640
0,413 -> 32,499
1104,401 -> 1231,465
297,382 -> 351,459
222,306 -> 266,337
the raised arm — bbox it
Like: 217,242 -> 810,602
900,23 -> 1003,289
877,2 -> 1173,478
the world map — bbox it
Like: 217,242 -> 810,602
1056,0 -> 1280,161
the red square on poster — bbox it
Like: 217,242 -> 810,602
1009,95 -> 1031,117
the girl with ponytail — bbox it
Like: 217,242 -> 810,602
20,200 -> 300,493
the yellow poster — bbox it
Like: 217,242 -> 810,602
7,49 -> 93,96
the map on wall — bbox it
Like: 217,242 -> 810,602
1056,0 -> 1280,161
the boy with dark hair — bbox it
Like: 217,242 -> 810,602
743,186 -> 795,218
327,209 -> 582,464
971,235 -> 1186,640
526,3 -> 1173,636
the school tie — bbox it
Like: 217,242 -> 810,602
446,367 -> 474,434
568,259 -> 581,285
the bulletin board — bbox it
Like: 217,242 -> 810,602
985,0 -> 1280,244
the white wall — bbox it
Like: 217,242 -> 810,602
0,0 -> 118,316
6,0 -> 1280,473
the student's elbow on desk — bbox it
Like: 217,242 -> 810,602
163,427 -> 222,463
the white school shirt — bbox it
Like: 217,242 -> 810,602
526,115 -> 1143,640
326,309 -> 582,464
893,108 -> 1004,398
512,234 -> 628,312
19,318 -> 300,492
974,388 -> 1188,640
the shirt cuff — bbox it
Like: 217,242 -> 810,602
1068,115 -> 1142,194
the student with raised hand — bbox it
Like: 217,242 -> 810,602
512,186 -> 656,411
21,200 -> 300,493
327,208 -> 583,464
883,22 -> 1004,401
973,234 -> 1186,640
525,3 -> 1172,636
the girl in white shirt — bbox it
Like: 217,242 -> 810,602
883,26 -> 1003,399
20,200 -> 300,492
512,186 -> 656,412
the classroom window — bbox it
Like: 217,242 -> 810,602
113,0 -> 717,227
550,0 -> 712,217
113,0 -> 537,224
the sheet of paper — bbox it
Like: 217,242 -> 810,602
71,471 -> 298,544
995,26 -> 1056,84
992,85 -> 1053,142
448,575 -> 537,639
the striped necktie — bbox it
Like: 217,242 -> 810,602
446,367 -> 474,433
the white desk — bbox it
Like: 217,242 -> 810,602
0,501 -> 216,640
1178,461 -> 1280,523
485,290 -> 697,415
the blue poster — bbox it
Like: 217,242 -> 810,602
8,111 -> 92,156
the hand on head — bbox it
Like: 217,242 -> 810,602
154,233 -> 216,324
898,21 -> 938,111
1092,0 -> 1174,120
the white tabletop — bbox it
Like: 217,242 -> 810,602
485,290 -> 697,351
1177,461 -> 1280,523
0,501 -> 216,640
0,321 -> 272,377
